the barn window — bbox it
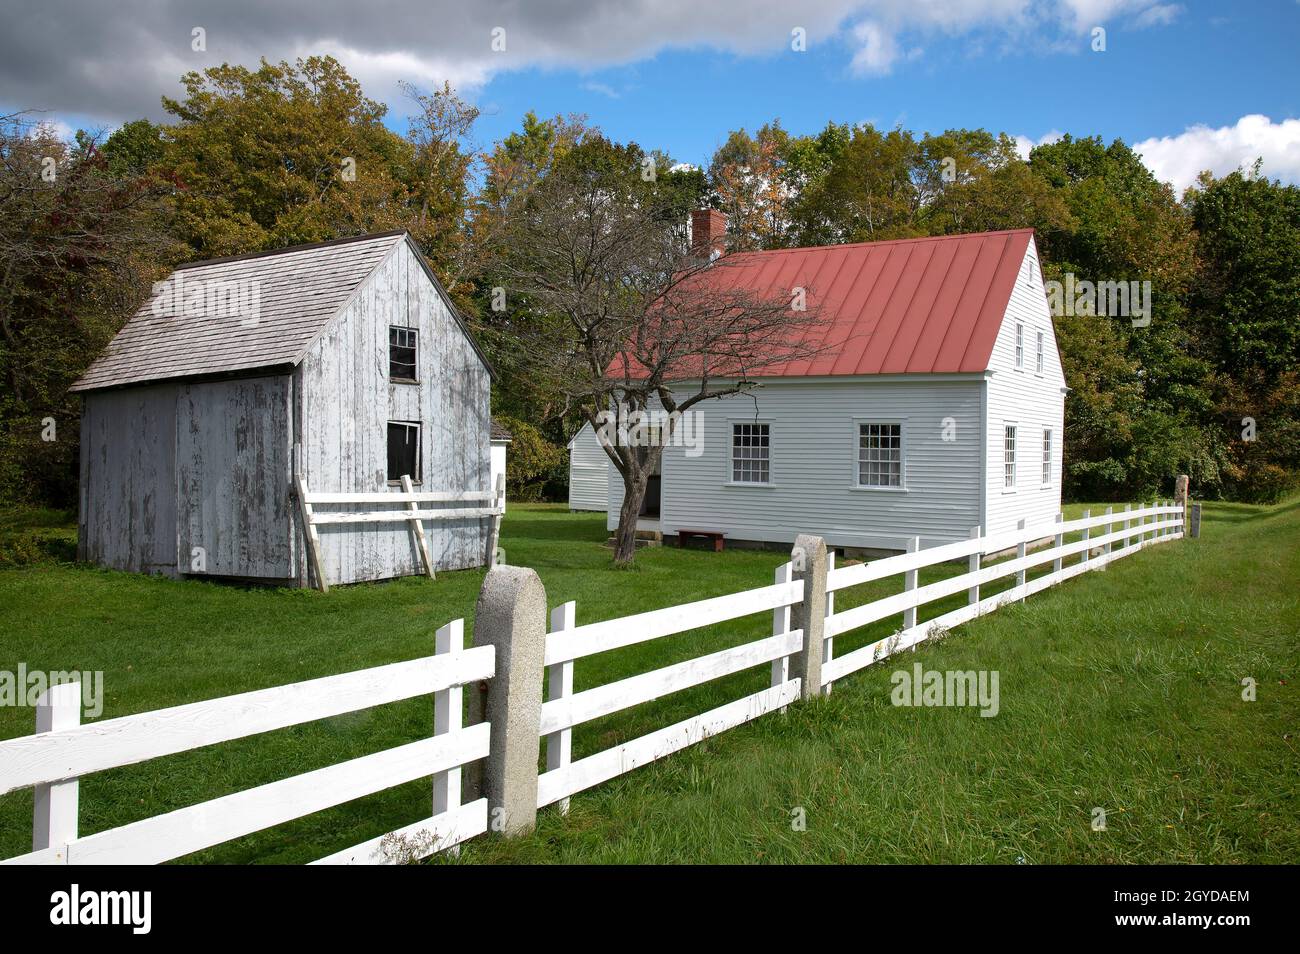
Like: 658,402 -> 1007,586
731,423 -> 770,484
1036,330 -> 1045,373
857,423 -> 903,488
1042,428 -> 1053,485
387,421 -> 421,483
1004,425 -> 1017,490
1015,323 -> 1024,369
389,327 -> 417,381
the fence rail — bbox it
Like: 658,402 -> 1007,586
0,499 -> 1192,864
0,621 -> 493,866
295,473 -> 505,592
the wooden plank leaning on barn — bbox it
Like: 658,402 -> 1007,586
401,474 -> 436,581
294,475 -> 329,594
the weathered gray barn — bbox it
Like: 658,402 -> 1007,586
70,231 -> 496,588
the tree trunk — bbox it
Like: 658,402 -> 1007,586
613,472 -> 649,565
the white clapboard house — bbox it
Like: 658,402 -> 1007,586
590,222 -> 1065,551
71,231 -> 500,589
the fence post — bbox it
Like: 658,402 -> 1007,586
33,681 -> 80,856
967,526 -> 982,611
1081,509 -> 1091,565
545,601 -> 576,815
1176,475 -> 1190,534
432,619 -> 463,853
1190,501 -> 1202,538
1103,506 -> 1113,556
771,560 -> 793,709
1052,513 -> 1064,575
789,535 -> 827,702
823,551 -> 835,697
1015,519 -> 1027,600
903,536 -> 921,629
1123,503 -> 1132,550
467,565 -> 547,836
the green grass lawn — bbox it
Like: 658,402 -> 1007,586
0,498 -> 1295,863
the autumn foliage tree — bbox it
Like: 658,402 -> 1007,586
492,136 -> 829,562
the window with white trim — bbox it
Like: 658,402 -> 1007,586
1042,428 -> 1052,484
1004,424 -> 1017,489
857,423 -> 903,487
1036,330 -> 1045,373
1015,322 -> 1024,368
731,423 -> 770,484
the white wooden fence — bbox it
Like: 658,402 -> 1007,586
295,473 -> 505,592
819,501 -> 1185,689
0,500 -> 1186,864
0,622 -> 494,866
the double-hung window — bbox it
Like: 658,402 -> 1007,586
1014,322 -> 1024,369
731,423 -> 770,484
1004,424 -> 1017,490
1036,330 -> 1045,373
1042,428 -> 1053,485
857,423 -> 903,488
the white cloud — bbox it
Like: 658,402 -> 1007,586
0,1 -> 1189,123
1133,114 -> 1300,195
850,21 -> 901,75
581,81 -> 620,99
1014,129 -> 1064,159
1132,3 -> 1182,28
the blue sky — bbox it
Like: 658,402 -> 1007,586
465,1 -> 1300,189
4,0 -> 1298,193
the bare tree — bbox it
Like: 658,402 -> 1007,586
491,138 -> 831,563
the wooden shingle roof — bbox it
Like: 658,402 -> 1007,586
72,231 -> 408,392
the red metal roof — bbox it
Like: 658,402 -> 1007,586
652,228 -> 1034,378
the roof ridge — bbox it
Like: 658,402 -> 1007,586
174,229 -> 408,271
732,227 -> 1035,258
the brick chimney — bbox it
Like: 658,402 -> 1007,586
690,208 -> 727,259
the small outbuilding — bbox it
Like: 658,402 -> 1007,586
567,422 -> 611,512
71,230 -> 498,588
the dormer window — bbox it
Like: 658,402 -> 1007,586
389,327 -> 417,382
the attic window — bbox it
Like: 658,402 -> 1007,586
387,421 -> 421,483
389,327 -> 417,382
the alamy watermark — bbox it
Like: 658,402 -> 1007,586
1045,273 -> 1151,328
151,272 -> 262,327
594,404 -> 704,457
891,663 -> 1000,717
1,665 -> 103,718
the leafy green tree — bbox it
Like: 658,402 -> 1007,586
1186,164 -> 1300,389
0,114 -> 178,504
160,56 -> 479,286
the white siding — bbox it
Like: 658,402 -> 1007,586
608,378 -> 984,550
491,441 -> 508,514
568,423 -> 610,512
983,239 -> 1066,536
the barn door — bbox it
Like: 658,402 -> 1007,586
175,376 -> 293,579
